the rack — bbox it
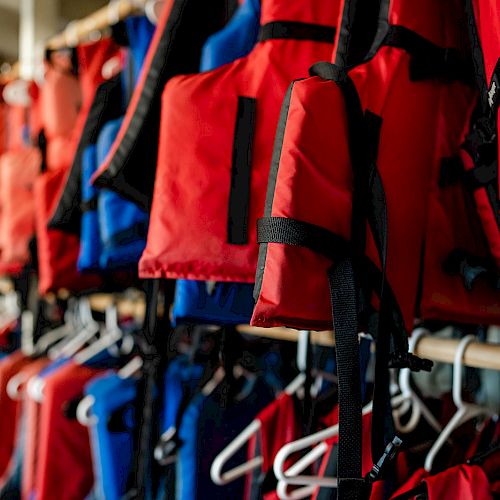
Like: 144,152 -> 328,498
47,0 -> 148,50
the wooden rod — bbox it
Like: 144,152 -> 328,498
47,0 -> 147,50
415,337 -> 500,371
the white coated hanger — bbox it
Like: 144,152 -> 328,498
48,298 -> 100,360
74,306 -> 124,365
76,355 -> 144,427
210,331 -> 311,486
393,328 -> 442,434
424,334 -> 493,472
273,392 -> 407,500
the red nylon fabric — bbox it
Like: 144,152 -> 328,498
139,0 -> 339,282
0,148 -> 40,267
420,83 -> 500,323
0,352 -> 30,478
35,39 -> 117,294
35,362 -> 103,500
391,465 -> 493,500
251,0 -> 473,331
19,358 -> 51,500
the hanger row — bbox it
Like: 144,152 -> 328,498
47,0 -> 162,51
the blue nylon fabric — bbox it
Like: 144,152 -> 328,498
172,281 -> 255,326
96,118 -> 149,270
200,0 -> 260,71
78,145 -> 101,272
173,0 -> 261,326
84,372 -> 137,500
177,377 -> 274,500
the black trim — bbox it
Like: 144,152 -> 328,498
49,74 -> 124,234
227,96 -> 257,245
439,157 -> 465,188
94,0 -> 232,210
258,21 -> 336,44
254,82 -> 296,301
383,26 -> 474,84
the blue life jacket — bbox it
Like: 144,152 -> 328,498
85,372 -> 137,500
96,118 -> 149,270
78,16 -> 154,272
173,0 -> 261,326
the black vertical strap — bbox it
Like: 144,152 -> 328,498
464,0 -> 489,112
328,259 -> 366,498
227,96 -> 257,244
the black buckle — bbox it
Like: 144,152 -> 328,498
366,436 -> 403,483
388,351 -> 433,372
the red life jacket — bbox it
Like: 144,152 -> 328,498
35,40 -> 117,294
419,90 -> 500,324
249,0 -> 470,494
138,0 -> 340,282
92,0 -> 234,209
0,148 -> 40,267
251,0 -> 474,332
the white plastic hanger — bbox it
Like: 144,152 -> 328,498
76,355 -> 144,427
74,306 -> 123,365
424,334 -> 493,472
210,331 -> 313,486
273,392 -> 408,500
393,328 -> 442,434
48,298 -> 100,360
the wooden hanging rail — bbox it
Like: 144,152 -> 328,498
47,0 -> 148,50
59,293 -> 500,371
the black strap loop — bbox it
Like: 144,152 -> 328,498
259,21 -> 336,44
257,217 -> 350,259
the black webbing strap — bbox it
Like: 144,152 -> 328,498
256,217 -> 350,259
328,259 -> 367,498
258,21 -> 336,44
383,25 -> 473,84
79,197 -> 98,213
227,96 -> 257,245
310,63 -> 369,498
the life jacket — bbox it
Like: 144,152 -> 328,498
249,0 -> 471,495
91,0 -> 238,209
35,39 -> 118,294
84,371 -> 137,500
173,0 -> 261,327
419,91 -> 500,324
75,18 -> 155,271
96,117 -> 149,269
50,17 -> 154,236
0,149 -> 40,267
41,53 -> 82,172
35,362 -> 104,500
138,0 -> 339,283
